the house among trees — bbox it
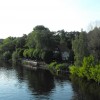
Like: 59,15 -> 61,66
58,43 -> 70,61
53,43 -> 70,62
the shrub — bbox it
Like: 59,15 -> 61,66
69,55 -> 100,83
55,63 -> 66,70
48,61 -> 57,69
12,51 -> 20,64
69,65 -> 78,75
48,62 -> 67,71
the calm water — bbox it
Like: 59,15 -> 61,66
0,62 -> 100,100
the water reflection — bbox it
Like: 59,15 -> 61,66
14,66 -> 55,95
19,68 -> 73,100
0,61 -> 12,69
14,65 -> 25,83
26,69 -> 55,95
71,75 -> 100,100
0,62 -> 100,100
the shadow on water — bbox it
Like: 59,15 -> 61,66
70,75 -> 100,100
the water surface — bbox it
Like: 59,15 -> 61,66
0,62 -> 100,100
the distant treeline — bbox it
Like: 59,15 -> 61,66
0,25 -> 100,82
0,25 -> 78,63
0,25 -> 99,66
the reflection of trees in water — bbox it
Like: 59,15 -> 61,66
14,66 -> 55,95
0,61 -> 12,69
70,75 -> 100,100
26,69 -> 55,95
14,65 -> 25,83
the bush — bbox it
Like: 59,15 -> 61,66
23,49 -> 29,58
48,62 -> 67,71
32,49 -> 40,60
12,51 -> 21,64
48,61 -> 57,69
69,55 -> 100,83
23,49 -> 35,59
55,63 -> 66,70
69,65 -> 78,75
17,49 -> 24,58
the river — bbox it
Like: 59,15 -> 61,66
0,62 -> 100,100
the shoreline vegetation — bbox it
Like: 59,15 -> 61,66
0,25 -> 100,84
70,56 -> 100,84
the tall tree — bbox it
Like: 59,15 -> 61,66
15,34 -> 27,49
88,27 -> 100,62
72,31 -> 89,66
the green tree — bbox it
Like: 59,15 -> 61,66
88,27 -> 100,62
1,37 -> 16,53
3,51 -> 11,61
12,51 -> 20,64
72,31 -> 89,66
15,34 -> 27,49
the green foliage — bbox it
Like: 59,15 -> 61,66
32,49 -> 40,60
25,32 -> 36,48
48,62 -> 67,71
12,51 -> 19,63
72,32 -> 89,66
70,56 -> 100,83
42,50 -> 53,63
82,55 -> 95,68
1,37 -> 16,53
48,61 -> 57,69
15,34 -> 27,49
3,51 -> 12,61
0,25 -> 79,64
23,48 -> 35,59
16,48 -> 24,58
23,49 -> 29,58
55,63 -> 66,70
88,27 -> 100,62
69,65 -> 79,75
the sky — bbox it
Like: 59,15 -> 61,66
0,0 -> 100,38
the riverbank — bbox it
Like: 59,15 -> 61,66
22,60 -> 70,77
22,59 -> 48,70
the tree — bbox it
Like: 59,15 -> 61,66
25,25 -> 59,62
25,32 -> 36,48
15,34 -> 27,49
12,51 -> 20,64
88,27 -> 100,62
3,51 -> 11,61
1,37 -> 16,53
72,31 -> 89,66
42,50 -> 54,63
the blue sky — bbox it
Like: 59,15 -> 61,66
0,0 -> 100,38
